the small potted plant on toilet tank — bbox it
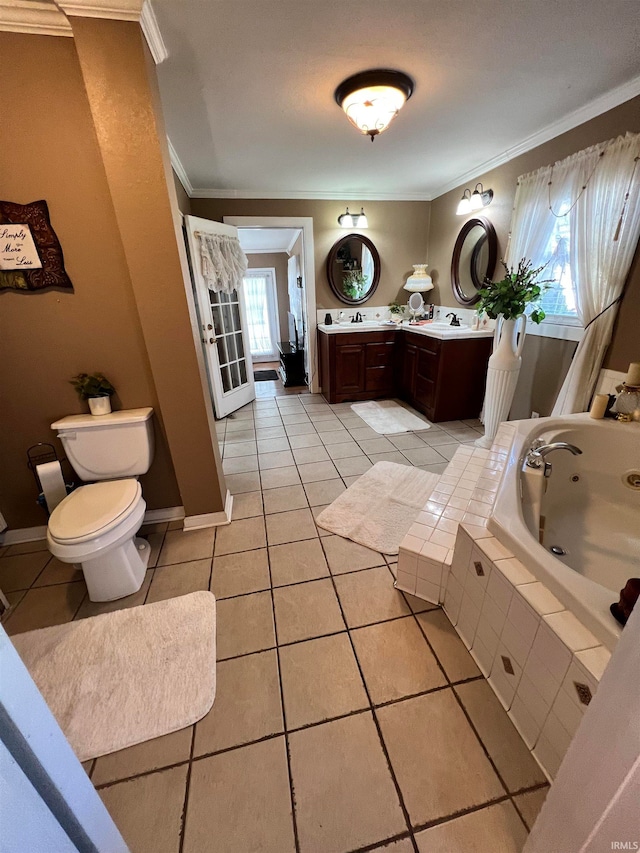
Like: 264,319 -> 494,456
70,372 -> 115,416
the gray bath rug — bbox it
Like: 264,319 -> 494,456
11,591 -> 216,761
351,400 -> 432,434
316,461 -> 439,554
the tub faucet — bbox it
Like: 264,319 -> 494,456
525,442 -> 582,477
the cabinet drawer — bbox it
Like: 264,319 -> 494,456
365,365 -> 394,392
414,334 -> 440,355
366,341 -> 395,368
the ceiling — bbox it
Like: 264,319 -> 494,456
237,227 -> 300,254
153,0 -> 640,200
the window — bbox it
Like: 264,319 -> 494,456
243,269 -> 279,361
537,201 -> 578,322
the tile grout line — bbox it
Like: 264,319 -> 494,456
316,538 -> 420,853
263,520 -> 302,853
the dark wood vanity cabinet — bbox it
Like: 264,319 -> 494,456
319,330 -> 396,403
319,328 -> 492,421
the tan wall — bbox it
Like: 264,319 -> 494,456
247,252 -> 290,343
71,17 -> 226,517
173,173 -> 191,215
190,199 -> 432,311
0,32 -> 180,528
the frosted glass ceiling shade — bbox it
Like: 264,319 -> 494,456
335,70 -> 414,141
404,264 -> 434,292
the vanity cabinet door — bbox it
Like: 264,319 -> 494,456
401,340 -> 418,401
334,343 -> 366,395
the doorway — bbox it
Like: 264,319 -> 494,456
224,216 -> 318,394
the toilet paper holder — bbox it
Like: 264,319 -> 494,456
27,443 -> 75,513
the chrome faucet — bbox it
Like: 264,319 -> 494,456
525,441 -> 582,477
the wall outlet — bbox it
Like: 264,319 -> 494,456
531,411 -> 540,419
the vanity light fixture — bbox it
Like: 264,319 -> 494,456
456,183 -> 494,215
403,264 -> 434,292
334,69 -> 414,141
337,207 -> 368,228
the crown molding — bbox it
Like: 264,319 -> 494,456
433,73 -> 640,199
56,0 -> 143,21
140,0 -> 166,63
189,188 -> 433,201
168,137 -> 193,197
0,1 -> 72,36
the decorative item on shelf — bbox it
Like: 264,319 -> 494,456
70,372 -> 116,416
337,207 -> 368,228
613,362 -> 640,419
334,69 -> 414,141
456,183 -> 494,215
407,292 -> 424,324
324,312 -> 333,325
474,258 -> 553,448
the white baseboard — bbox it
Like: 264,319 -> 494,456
1,525 -> 48,545
143,506 -> 185,524
183,490 -> 233,530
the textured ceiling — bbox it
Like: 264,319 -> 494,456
153,0 -> 640,199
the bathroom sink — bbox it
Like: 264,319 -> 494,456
420,321 -> 469,330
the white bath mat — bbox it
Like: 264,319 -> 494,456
11,591 -> 216,762
316,461 -> 439,554
351,400 -> 431,434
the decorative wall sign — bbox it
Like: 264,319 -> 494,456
0,200 -> 73,292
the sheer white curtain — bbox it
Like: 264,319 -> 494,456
244,272 -> 277,360
552,133 -> 640,413
505,166 -> 558,270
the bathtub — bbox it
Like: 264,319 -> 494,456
489,414 -> 640,650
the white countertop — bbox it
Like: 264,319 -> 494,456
317,320 -> 494,341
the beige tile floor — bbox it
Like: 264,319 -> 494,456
1,394 -> 549,852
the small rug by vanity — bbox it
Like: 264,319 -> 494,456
351,400 -> 431,434
316,461 -> 439,554
11,591 -> 216,762
254,369 -> 279,381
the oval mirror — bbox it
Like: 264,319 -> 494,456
326,233 -> 381,305
451,216 -> 497,306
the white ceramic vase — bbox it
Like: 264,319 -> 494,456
88,395 -> 112,416
475,315 -> 526,448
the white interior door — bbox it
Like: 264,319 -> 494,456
185,215 -> 255,418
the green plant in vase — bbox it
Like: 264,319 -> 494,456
70,372 -> 115,416
476,257 -> 552,324
342,270 -> 367,300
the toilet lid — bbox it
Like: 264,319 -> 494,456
49,480 -> 142,544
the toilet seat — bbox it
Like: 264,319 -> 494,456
49,480 -> 142,545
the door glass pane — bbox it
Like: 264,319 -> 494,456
234,332 -> 245,360
231,303 -> 241,329
238,359 -> 247,384
230,361 -> 241,389
209,291 -> 221,306
221,364 -> 232,393
221,304 -> 233,333
211,305 -> 223,336
226,334 -> 237,362
216,337 -> 228,366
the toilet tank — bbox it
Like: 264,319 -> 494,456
51,407 -> 154,482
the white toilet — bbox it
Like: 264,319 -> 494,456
47,407 -> 155,602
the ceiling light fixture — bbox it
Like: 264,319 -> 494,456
334,69 -> 414,141
457,183 -> 494,215
338,207 -> 368,228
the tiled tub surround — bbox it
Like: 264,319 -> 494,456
1,394 -> 552,852
395,418 -> 618,782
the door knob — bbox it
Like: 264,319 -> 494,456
209,337 -> 215,344
207,324 -> 213,330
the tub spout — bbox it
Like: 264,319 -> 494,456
525,442 -> 582,477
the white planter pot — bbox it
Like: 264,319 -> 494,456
476,315 -> 526,448
88,396 -> 112,416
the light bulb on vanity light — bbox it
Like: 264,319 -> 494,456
357,208 -> 368,228
337,208 -> 355,227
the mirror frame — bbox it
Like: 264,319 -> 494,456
326,233 -> 381,305
450,216 -> 497,306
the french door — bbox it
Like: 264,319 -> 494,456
184,215 -> 255,418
